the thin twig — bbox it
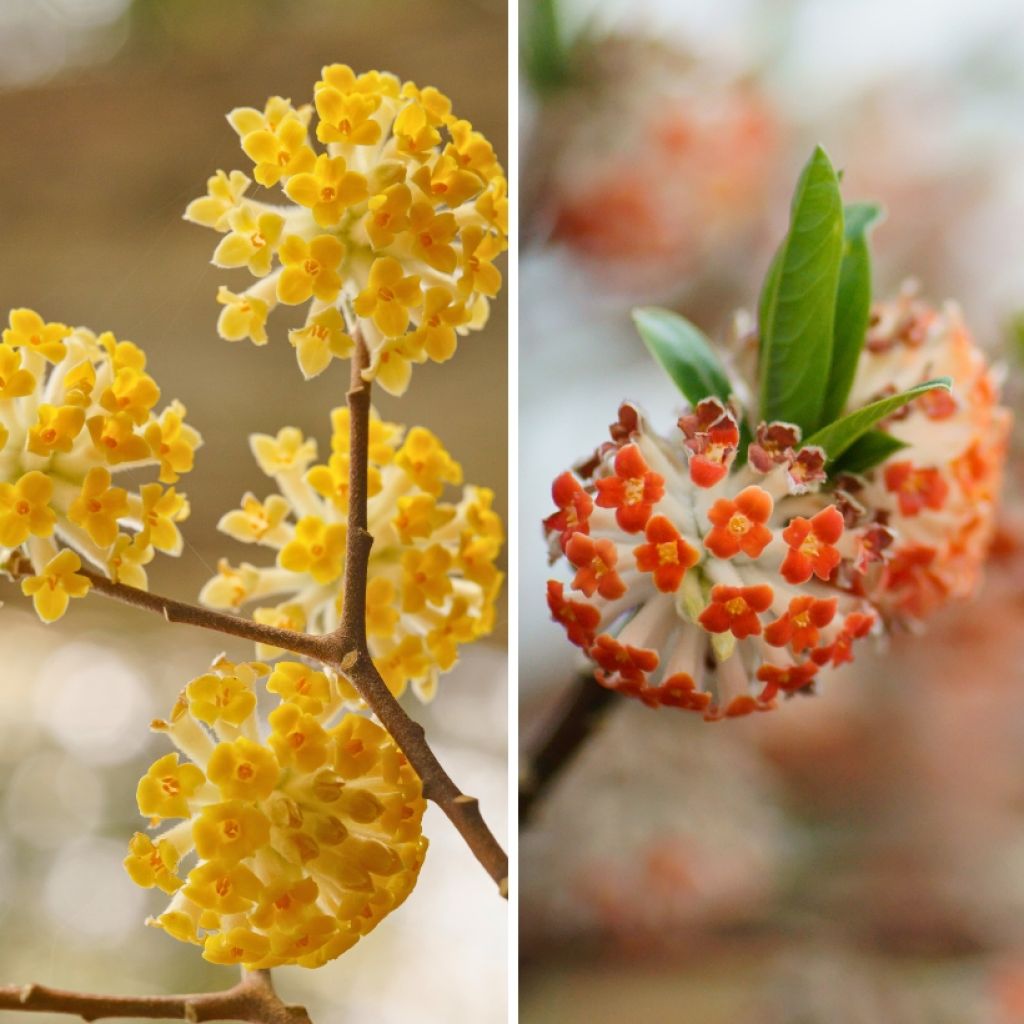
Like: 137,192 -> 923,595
520,671 -> 619,825
0,969 -> 310,1023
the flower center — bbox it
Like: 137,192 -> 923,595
221,819 -> 240,840
303,258 -> 321,277
29,334 -> 42,347
15,500 -> 29,516
590,556 -> 608,578
623,478 -> 644,505
250,232 -> 266,249
656,541 -> 678,565
87,498 -> 103,514
793,611 -> 810,629
160,776 -> 180,796
215,876 -> 232,897
320,186 -> 336,202
419,232 -> 434,248
799,534 -> 822,558
725,597 -> 748,616
727,513 -> 750,535
377,286 -> 395,303
236,762 -> 255,781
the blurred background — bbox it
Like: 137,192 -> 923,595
519,0 -> 1024,1021
0,2 -> 507,1022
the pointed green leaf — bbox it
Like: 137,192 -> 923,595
831,430 -> 908,475
821,202 -> 885,423
805,377 -> 952,462
523,0 -> 573,95
758,146 -> 845,434
633,307 -> 733,405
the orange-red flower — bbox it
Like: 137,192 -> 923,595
697,583 -> 773,639
632,515 -> 699,592
756,661 -> 818,701
780,506 -> 844,584
883,461 -> 950,517
763,595 -> 837,652
590,633 -> 659,683
546,580 -> 600,648
678,399 -> 740,488
704,485 -> 773,559
811,611 -> 875,667
544,471 -> 592,546
594,444 -> 664,533
565,533 -> 626,600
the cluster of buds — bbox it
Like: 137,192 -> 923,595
124,656 -> 427,968
0,309 -> 200,621
200,406 -> 503,702
187,65 -> 508,394
545,290 -> 1008,718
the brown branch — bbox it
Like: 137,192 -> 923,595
520,671 -> 620,826
322,337 -> 509,896
0,969 -> 310,1023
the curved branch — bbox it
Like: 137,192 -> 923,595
0,969 -> 310,1023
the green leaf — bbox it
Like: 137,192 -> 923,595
758,146 -> 845,435
523,0 -> 573,96
831,430 -> 908,475
805,377 -> 952,462
821,202 -> 885,423
633,307 -> 733,406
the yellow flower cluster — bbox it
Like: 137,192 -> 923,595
186,66 -> 507,395
124,655 -> 427,968
0,309 -> 200,621
200,407 -> 503,701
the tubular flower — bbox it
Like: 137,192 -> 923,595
544,288 -> 1009,718
0,310 -> 201,619
124,655 -> 427,969
187,67 -> 507,393
200,407 -> 503,702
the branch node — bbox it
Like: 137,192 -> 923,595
339,650 -> 358,671
453,794 -> 477,806
19,985 -> 35,1004
499,876 -> 509,899
184,1001 -> 199,1022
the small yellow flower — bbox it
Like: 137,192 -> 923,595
228,96 -> 312,139
369,335 -> 421,397
314,86 -> 382,146
412,154 -> 483,208
288,307 -> 353,380
365,183 -> 412,249
393,101 -> 443,161
124,833 -> 184,895
146,400 -> 202,484
353,257 -> 422,337
137,752 -> 206,820
395,426 -> 463,496
279,516 -> 346,584
277,234 -> 344,305
186,669 -> 258,728
268,703 -> 330,772
376,635 -> 432,699
3,308 -> 70,362
87,411 -> 151,464
198,559 -> 260,609
392,493 -> 455,544
27,403 -> 86,456
212,206 -> 284,278
250,426 -> 317,477
67,467 -> 129,548
0,344 -> 36,399
62,359 -> 96,406
207,737 -> 280,801
108,532 -> 154,589
266,662 -> 332,715
329,406 -> 399,463
240,115 -> 316,188
410,287 -> 469,363
99,366 -> 161,426
408,202 -> 458,274
218,493 -> 292,546
20,549 -> 91,622
184,169 -> 251,230
427,597 -> 477,671
285,153 -> 369,228
138,483 -> 188,554
216,286 -> 270,345
192,801 -> 271,863
458,225 -> 504,298
401,544 -> 454,613
184,860 -> 263,916
0,471 -> 55,547
203,927 -> 271,967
